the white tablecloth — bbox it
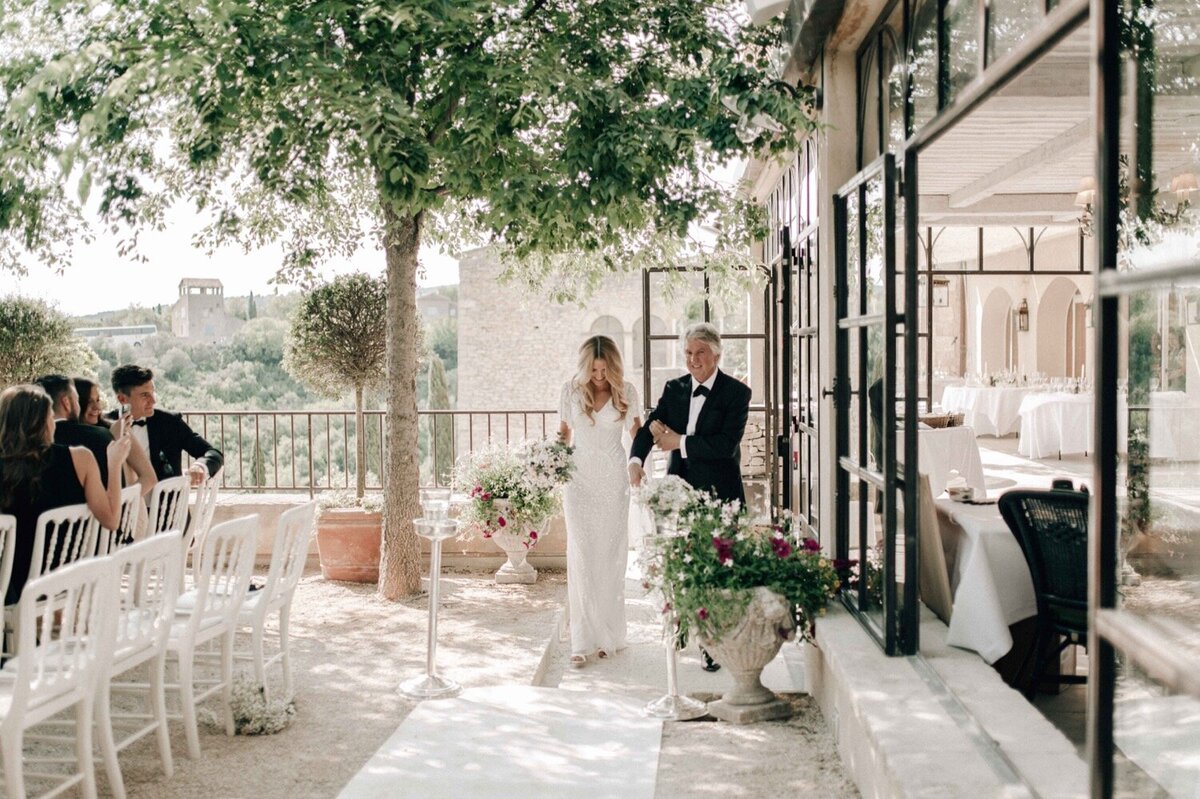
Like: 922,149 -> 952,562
941,386 -> 1039,436
935,499 -> 1037,663
1017,391 -> 1200,461
910,426 -> 988,498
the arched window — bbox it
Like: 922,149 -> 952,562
589,315 -> 624,350
631,315 -> 670,370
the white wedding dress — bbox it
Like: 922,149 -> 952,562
558,380 -> 639,657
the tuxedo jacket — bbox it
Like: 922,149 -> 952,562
108,410 -> 223,481
631,371 -> 751,504
54,420 -> 114,487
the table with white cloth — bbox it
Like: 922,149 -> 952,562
941,385 -> 1039,437
935,498 -> 1037,664
900,425 -> 989,498
1017,391 -> 1200,460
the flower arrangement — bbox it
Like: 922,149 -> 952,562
640,479 -> 840,644
199,674 -> 295,735
453,439 -> 575,548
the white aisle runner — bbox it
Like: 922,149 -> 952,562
338,685 -> 663,799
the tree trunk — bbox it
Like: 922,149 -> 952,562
380,209 -> 424,599
354,384 -> 366,499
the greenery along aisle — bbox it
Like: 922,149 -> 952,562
0,0 -> 817,599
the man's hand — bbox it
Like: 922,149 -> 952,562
188,462 -> 208,487
651,420 -> 682,452
628,462 -> 644,487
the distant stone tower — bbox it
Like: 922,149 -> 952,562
171,278 -> 243,341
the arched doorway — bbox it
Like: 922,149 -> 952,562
979,287 -> 1015,376
1036,277 -> 1084,377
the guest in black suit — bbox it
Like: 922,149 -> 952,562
109,365 -> 223,486
628,322 -> 752,504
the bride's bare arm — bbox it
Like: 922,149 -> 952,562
628,416 -> 643,438
558,421 -> 572,446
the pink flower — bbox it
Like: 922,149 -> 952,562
771,537 -> 792,558
481,491 -> 492,501
482,531 -> 492,539
497,516 -> 507,527
472,485 -> 482,497
802,537 -> 821,553
697,608 -> 708,621
528,531 -> 538,541
663,602 -> 673,614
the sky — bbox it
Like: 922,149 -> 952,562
7,205 -> 459,317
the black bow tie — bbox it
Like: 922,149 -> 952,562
692,385 -> 710,398
131,418 -> 147,427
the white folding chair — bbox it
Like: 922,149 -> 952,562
0,557 -> 118,799
146,477 -> 189,538
237,502 -> 316,703
166,515 -> 257,758
184,477 -> 220,576
97,533 -> 183,799
98,486 -> 145,556
29,503 -> 102,580
0,515 -> 16,660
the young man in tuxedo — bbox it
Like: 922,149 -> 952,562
109,364 -> 223,486
628,322 -> 752,670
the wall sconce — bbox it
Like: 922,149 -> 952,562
1017,299 -> 1030,332
1171,172 -> 1199,202
933,280 -> 950,307
1074,177 -> 1097,207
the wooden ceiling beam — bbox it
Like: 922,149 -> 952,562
946,120 -> 1092,208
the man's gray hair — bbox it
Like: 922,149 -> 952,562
681,322 -> 722,355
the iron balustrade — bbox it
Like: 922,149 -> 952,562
177,409 -> 558,496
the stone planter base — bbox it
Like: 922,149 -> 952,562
706,697 -> 793,724
492,530 -> 538,584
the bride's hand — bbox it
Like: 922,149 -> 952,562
628,462 -> 644,487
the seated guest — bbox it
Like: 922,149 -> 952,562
73,377 -> 106,427
34,374 -> 156,498
0,384 -> 132,605
109,365 -> 223,486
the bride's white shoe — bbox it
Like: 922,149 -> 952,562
569,654 -> 587,668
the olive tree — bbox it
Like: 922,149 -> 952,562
0,296 -> 95,385
0,0 -> 814,598
284,273 -> 387,499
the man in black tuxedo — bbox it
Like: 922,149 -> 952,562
628,323 -> 752,672
109,364 -> 223,486
34,373 -> 115,486
628,322 -> 752,504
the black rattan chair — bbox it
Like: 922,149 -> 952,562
998,488 -> 1089,699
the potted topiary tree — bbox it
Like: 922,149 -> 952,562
285,273 -> 387,582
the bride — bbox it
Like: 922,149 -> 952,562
558,335 -> 642,667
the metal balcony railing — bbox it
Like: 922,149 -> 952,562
179,409 -> 557,496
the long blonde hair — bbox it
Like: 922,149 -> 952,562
572,336 -> 629,423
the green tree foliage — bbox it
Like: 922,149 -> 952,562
428,354 -> 454,485
426,317 -> 458,374
284,273 -> 387,498
0,296 -> 96,385
0,0 -> 815,598
247,291 -> 258,320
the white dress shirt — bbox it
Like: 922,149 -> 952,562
680,370 -> 719,460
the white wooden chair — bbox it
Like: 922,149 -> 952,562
98,486 -> 145,556
165,515 -> 257,758
184,477 -> 220,576
0,515 -> 16,660
146,477 -> 189,538
236,501 -> 316,702
97,533 -> 183,799
29,503 -> 102,580
0,557 -> 118,799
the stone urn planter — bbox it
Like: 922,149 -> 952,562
315,508 -> 382,583
699,586 -> 797,724
488,501 -> 542,584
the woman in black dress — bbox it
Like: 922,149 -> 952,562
0,384 -> 131,605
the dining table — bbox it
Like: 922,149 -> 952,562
934,497 -> 1037,664
940,385 -> 1039,437
908,425 -> 988,498
1017,390 -> 1200,461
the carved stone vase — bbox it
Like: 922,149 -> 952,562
488,501 -> 540,584
698,586 -> 796,723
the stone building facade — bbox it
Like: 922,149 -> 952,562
171,277 -> 244,342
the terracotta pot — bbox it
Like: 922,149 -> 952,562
315,508 -> 382,582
